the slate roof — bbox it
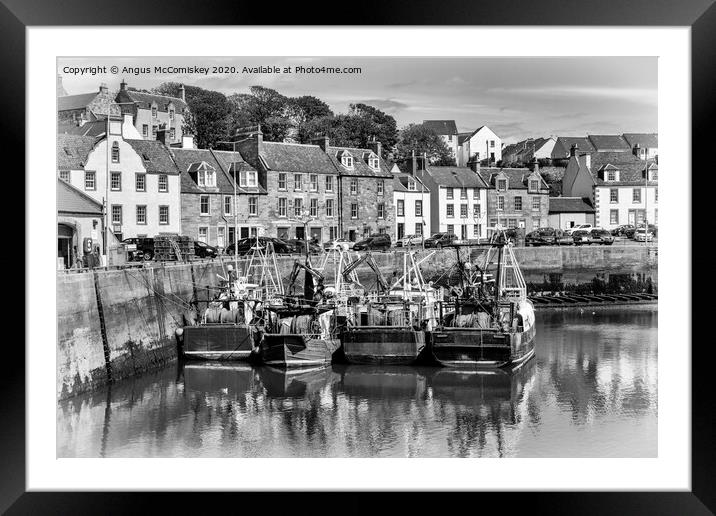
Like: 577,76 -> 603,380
256,141 -> 337,174
457,132 -> 472,145
587,134 -> 630,151
622,133 -> 658,149
120,90 -> 187,112
424,166 -> 489,189
57,134 -> 98,170
58,119 -> 107,137
552,137 -> 596,158
548,196 -> 594,213
57,178 -> 103,215
57,92 -> 99,112
326,146 -> 392,177
392,173 -> 430,193
589,152 -> 657,186
213,150 -> 265,194
479,167 -> 550,190
125,139 -> 181,175
423,120 -> 458,136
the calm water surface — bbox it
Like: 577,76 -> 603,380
57,307 -> 657,457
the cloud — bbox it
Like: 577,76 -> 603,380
355,98 -> 410,112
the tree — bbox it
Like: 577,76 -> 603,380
394,123 -> 455,166
348,103 -> 398,151
227,86 -> 292,142
286,95 -> 333,143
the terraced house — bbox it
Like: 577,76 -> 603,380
57,115 -> 182,243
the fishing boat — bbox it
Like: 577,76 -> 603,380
427,228 -> 536,368
179,237 -> 284,361
338,251 -> 441,365
259,257 -> 341,368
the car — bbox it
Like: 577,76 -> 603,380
395,234 -> 424,247
633,228 -> 655,242
323,238 -> 353,251
564,224 -> 594,236
423,232 -> 459,249
611,224 -> 635,237
589,229 -> 615,245
525,227 -> 562,246
284,239 -> 323,255
572,229 -> 593,246
122,237 -> 155,261
352,233 -> 392,251
194,240 -> 218,258
625,224 -> 657,239
224,237 -> 292,256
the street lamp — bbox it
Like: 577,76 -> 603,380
288,207 -> 316,263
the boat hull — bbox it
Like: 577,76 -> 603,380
182,324 -> 259,361
260,334 -> 340,368
428,322 -> 536,368
340,327 -> 426,365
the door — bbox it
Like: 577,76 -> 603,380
310,227 -> 322,243
240,227 -> 249,239
217,227 -> 225,248
295,226 -> 305,239
628,210 -> 636,225
228,227 -> 236,245
348,229 -> 356,242
461,224 -> 467,240
397,223 -> 404,240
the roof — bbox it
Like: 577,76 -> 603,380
57,92 -> 99,112
589,152 -> 657,186
57,134 -> 98,170
479,167 -> 550,190
392,173 -> 430,193
424,166 -> 489,189
622,133 -> 658,149
58,119 -> 107,137
548,197 -> 595,213
120,90 -> 187,112
57,178 -> 103,215
326,146 -> 392,177
457,132 -> 472,146
587,134 -> 630,151
255,141 -> 337,175
125,139 -> 181,175
552,137 -> 596,158
423,120 -> 458,136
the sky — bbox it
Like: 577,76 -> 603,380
58,57 -> 657,144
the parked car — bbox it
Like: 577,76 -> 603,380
611,224 -> 635,236
224,237 -> 292,256
589,228 -> 615,245
423,232 -> 458,249
395,234 -> 424,247
572,229 -> 592,246
323,238 -> 353,251
194,240 -> 218,258
284,239 -> 323,255
352,233 -> 392,251
122,237 -> 155,261
525,227 -> 563,246
634,228 -> 655,242
564,224 -> 594,236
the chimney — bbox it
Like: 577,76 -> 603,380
156,124 -> 169,146
182,134 -> 195,149
119,79 -> 127,91
180,84 -> 186,102
530,157 -> 540,175
584,153 -> 591,170
570,143 -> 578,157
99,83 -> 108,95
235,124 -> 263,168
367,136 -> 382,158
633,143 -> 641,158
311,134 -> 330,152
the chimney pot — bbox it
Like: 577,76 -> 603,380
570,143 -> 578,157
99,83 -> 108,94
120,80 -> 127,91
311,134 -> 330,152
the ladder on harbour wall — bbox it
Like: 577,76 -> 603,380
171,239 -> 183,261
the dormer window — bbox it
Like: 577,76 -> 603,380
168,106 -> 175,120
240,170 -> 257,188
151,104 -> 157,118
603,167 -> 619,181
607,170 -> 616,181
497,178 -> 507,191
529,179 -> 539,191
368,155 -> 379,170
407,178 -> 416,191
198,168 -> 216,188
341,152 -> 354,169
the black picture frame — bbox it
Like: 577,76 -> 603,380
8,0 -> 711,513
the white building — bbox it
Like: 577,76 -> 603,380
57,115 -> 182,242
392,172 -> 431,240
456,125 -> 502,166
420,165 -> 490,241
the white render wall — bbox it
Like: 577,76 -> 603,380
464,127 -> 502,165
594,185 -> 658,230
393,189 -> 431,238
436,186 -> 488,239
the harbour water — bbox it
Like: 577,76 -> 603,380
57,306 -> 657,458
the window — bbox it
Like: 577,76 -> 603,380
350,178 -> 358,195
159,206 -> 169,225
377,180 -> 384,196
278,197 -> 287,217
446,204 -> 454,217
217,227 -> 225,248
239,170 -> 256,188
497,196 -> 505,210
532,217 -> 541,229
529,180 -> 539,191
151,105 -> 157,118
633,188 -> 641,203
407,178 -> 416,191
497,179 -> 507,191
532,197 -> 541,210
415,223 -> 423,236
415,200 -> 422,217
136,173 -> 146,192
473,204 -> 481,218
136,205 -> 146,225
473,189 -> 479,200
514,196 -> 522,211
310,174 -> 318,191
610,209 -> 619,225
142,125 -> 148,137
169,109 -> 174,120
610,189 -> 619,203
249,197 -> 258,216
489,219 -> 497,228
152,125 -> 158,138
111,205 -> 122,224
607,170 -> 616,181
446,188 -> 454,200
59,170 -> 70,182
200,195 -> 210,215
326,198 -> 334,217
397,199 -> 405,217
342,155 -> 354,168
170,128 -> 175,140
508,218 -> 517,229
447,224 -> 454,235
294,174 -> 302,191
655,209 -> 658,224
490,140 -> 495,148
84,171 -> 96,190
309,198 -> 318,217
460,188 -> 467,199
378,203 -> 385,219
294,198 -> 303,217
351,203 -> 358,219
158,174 -> 168,192
224,196 -> 232,215
369,155 -> 379,170
460,204 -> 468,218
655,188 -> 658,203
111,142 -> 119,163
473,224 -> 480,237
325,175 -> 333,192
278,173 -> 287,190
198,226 -> 208,243
110,171 -> 121,191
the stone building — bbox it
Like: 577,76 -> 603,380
57,82 -> 117,125
57,178 -> 104,269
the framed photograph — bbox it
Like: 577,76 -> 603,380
9,0 -> 712,512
